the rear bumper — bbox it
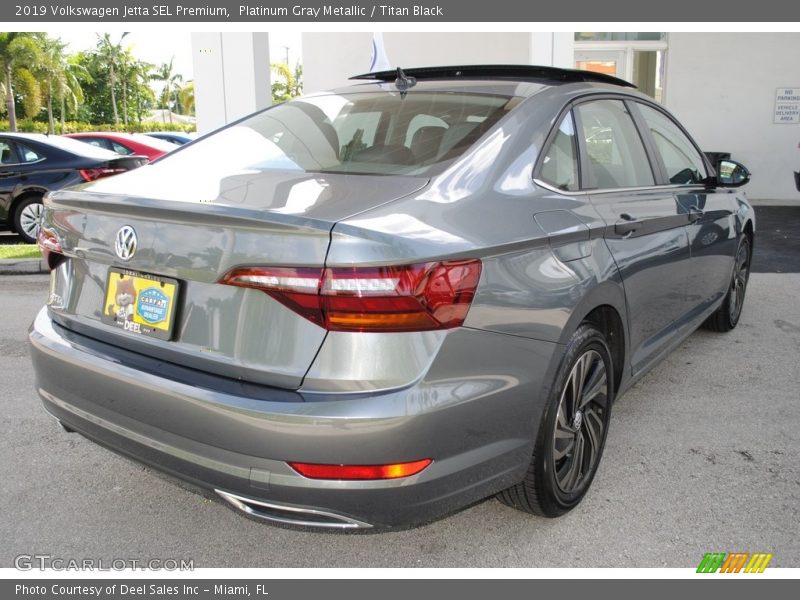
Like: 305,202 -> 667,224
30,307 -> 558,528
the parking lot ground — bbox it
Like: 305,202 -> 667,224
1,270 -> 798,568
752,206 -> 800,273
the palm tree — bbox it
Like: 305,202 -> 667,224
0,32 -> 43,131
117,48 -> 137,127
95,32 -> 129,126
133,60 -> 155,124
177,80 -> 194,116
271,62 -> 303,104
38,37 -> 67,134
37,37 -> 87,134
150,58 -> 182,123
59,55 -> 89,133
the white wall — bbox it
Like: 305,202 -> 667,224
191,33 -> 271,134
302,32 -> 573,93
665,33 -> 800,200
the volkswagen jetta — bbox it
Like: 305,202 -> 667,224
29,65 -> 754,529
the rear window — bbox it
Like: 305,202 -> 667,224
45,135 -> 121,160
173,91 -> 517,176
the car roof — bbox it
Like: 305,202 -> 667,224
66,131 -> 179,151
0,132 -> 121,159
351,65 -> 635,89
339,64 -> 634,97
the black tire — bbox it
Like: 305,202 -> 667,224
702,236 -> 751,333
498,323 -> 613,517
12,195 -> 44,244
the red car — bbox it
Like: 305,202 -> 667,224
64,132 -> 179,161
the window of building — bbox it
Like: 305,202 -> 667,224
574,33 -> 667,103
575,33 -> 666,42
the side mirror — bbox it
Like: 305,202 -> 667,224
716,159 -> 750,188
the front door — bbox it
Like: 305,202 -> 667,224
574,98 -> 691,375
631,102 -> 739,328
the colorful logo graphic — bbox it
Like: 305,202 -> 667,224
697,552 -> 773,573
137,287 -> 169,324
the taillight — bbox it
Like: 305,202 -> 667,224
288,459 -> 432,480
219,260 -> 482,332
79,167 -> 127,182
37,227 -> 65,271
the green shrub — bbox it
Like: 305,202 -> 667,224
0,120 -> 196,134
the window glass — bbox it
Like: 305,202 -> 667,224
16,143 -> 42,163
575,32 -> 665,41
84,138 -> 110,151
404,114 -> 447,146
335,111 -> 382,160
111,141 -> 133,155
190,91 -> 516,176
539,112 -> 579,191
576,100 -> 654,189
637,103 -> 708,185
0,141 -> 16,164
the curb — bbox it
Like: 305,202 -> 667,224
0,258 -> 47,275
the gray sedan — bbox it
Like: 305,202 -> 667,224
29,65 -> 754,529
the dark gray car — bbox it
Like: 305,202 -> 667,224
29,66 -> 754,529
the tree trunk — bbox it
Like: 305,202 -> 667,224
110,65 -> 119,125
5,65 -> 16,132
46,78 -> 54,135
122,80 -> 128,127
60,95 -> 66,133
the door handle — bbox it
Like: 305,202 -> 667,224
614,220 -> 641,236
688,206 -> 703,223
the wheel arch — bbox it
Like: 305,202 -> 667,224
557,281 -> 628,394
10,187 -> 47,223
743,218 -> 755,257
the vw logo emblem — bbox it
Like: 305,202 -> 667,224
115,226 -> 137,261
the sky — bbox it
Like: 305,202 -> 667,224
56,31 -> 303,83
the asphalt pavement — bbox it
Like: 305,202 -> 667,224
1,269 -> 798,568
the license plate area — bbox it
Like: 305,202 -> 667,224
102,268 -> 179,340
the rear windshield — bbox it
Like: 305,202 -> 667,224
39,134 -> 121,160
180,91 -> 517,176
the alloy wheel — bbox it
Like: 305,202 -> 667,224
552,349 -> 609,495
19,201 -> 43,241
729,241 -> 749,323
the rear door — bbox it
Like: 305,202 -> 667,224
575,98 -> 692,375
0,138 -> 22,224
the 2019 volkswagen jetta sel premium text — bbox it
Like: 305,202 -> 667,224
29,66 -> 754,529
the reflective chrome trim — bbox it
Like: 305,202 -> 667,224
215,489 -> 373,529
533,178 -> 707,197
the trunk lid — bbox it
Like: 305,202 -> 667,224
43,168 -> 428,390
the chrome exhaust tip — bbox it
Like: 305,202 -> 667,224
215,489 -> 373,530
